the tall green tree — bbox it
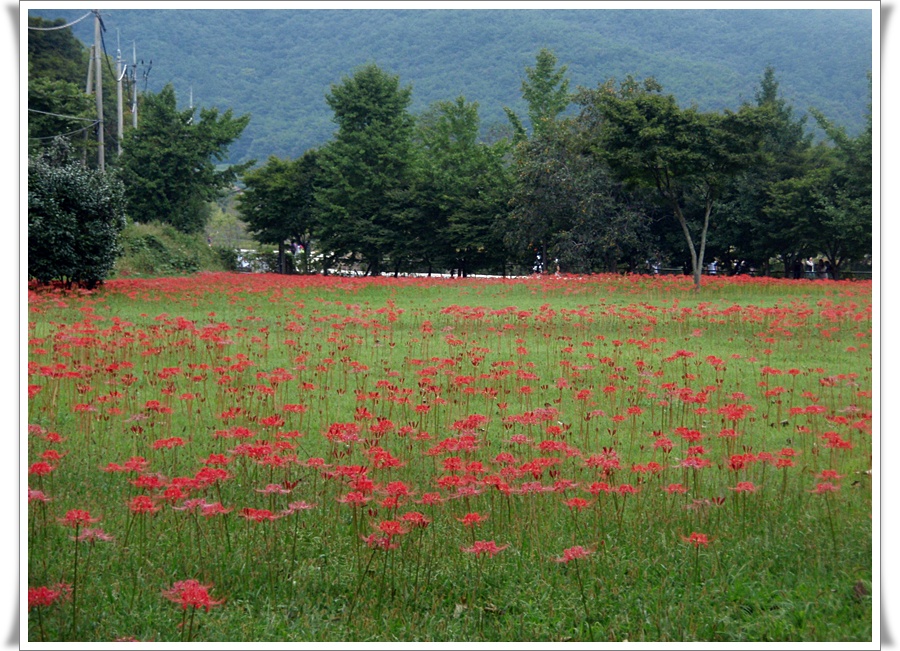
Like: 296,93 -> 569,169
27,17 -> 96,160
236,150 -> 320,273
504,48 -> 571,141
577,76 -> 767,289
117,84 -> 251,233
28,137 -> 127,288
408,97 -> 511,276
506,117 -> 652,274
315,64 -> 415,276
714,67 -> 814,274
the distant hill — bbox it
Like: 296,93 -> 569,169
28,8 -> 873,166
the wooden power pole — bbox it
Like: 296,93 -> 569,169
93,10 -> 104,172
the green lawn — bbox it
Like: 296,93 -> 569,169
26,272 -> 873,643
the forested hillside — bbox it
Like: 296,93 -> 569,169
28,8 -> 872,165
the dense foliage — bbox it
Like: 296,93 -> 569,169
116,84 -> 251,233
28,15 -> 872,283
28,139 -> 127,287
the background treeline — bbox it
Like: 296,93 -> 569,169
27,13 -> 872,287
29,8 -> 873,165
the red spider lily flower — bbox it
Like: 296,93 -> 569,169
586,481 -> 613,495
682,532 -> 710,547
729,481 -> 759,493
680,456 -> 712,470
163,485 -> 188,503
362,533 -> 400,550
28,462 -> 55,477
663,483 -> 688,494
153,437 -> 185,450
416,492 -> 444,505
818,469 -> 846,480
200,502 -> 232,518
400,511 -> 431,528
255,483 -> 292,495
131,474 -> 167,491
259,415 -> 285,428
240,508 -> 282,522
40,449 -> 66,462
172,498 -> 208,513
28,584 -> 70,609
350,476 -> 376,494
616,484 -> 639,495
124,457 -> 149,473
337,491 -> 371,506
552,478 -> 578,492
281,501 -> 316,515
457,512 -> 488,527
564,497 -> 591,511
60,509 -> 100,528
162,579 -> 224,612
377,520 -> 408,537
129,495 -> 160,514
28,488 -> 51,503
384,480 -> 413,497
554,545 -> 594,563
72,527 -> 114,542
653,437 -> 674,452
811,482 -> 841,494
194,467 -> 231,487
462,540 -> 508,558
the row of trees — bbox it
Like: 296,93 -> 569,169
237,53 -> 870,287
28,15 -> 871,288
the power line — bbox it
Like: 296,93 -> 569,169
28,108 -> 96,122
28,121 -> 101,140
28,12 -> 92,31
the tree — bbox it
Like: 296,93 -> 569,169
714,67 -> 814,274
506,118 -> 652,274
27,17 -> 96,160
28,138 -> 127,288
805,77 -> 872,277
236,150 -> 320,273
314,64 -> 415,275
117,84 -> 251,233
408,97 -> 511,276
504,48 -> 571,141
577,76 -> 767,289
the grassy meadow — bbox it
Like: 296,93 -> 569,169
25,272 -> 874,643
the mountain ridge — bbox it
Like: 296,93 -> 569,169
28,7 -> 873,165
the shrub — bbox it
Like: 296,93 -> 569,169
114,221 -> 228,277
28,138 -> 127,288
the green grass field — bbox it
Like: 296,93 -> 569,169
25,272 -> 873,643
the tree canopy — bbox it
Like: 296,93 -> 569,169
117,84 -> 252,233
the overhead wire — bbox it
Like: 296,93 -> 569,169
28,108 -> 96,122
28,121 -> 101,140
27,12 -> 92,31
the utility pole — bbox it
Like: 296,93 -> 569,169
116,31 -> 125,156
83,44 -> 94,165
132,42 -> 138,128
93,9 -> 104,172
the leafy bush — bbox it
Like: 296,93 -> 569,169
114,221 -> 228,277
28,138 -> 127,288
